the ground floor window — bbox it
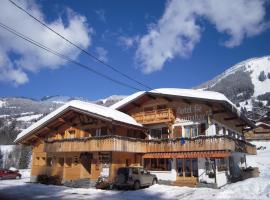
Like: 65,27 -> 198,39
177,158 -> 198,177
144,158 -> 172,171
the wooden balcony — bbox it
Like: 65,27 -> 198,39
44,135 -> 256,155
131,108 -> 175,124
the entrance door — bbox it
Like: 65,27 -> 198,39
80,153 -> 92,178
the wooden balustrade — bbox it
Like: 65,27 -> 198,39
44,135 -> 256,155
131,108 -> 175,124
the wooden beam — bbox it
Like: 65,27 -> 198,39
182,99 -> 191,104
224,116 -> 238,121
213,109 -> 227,114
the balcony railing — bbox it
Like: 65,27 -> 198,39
44,135 -> 256,155
131,108 -> 175,124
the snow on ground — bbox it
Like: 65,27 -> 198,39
16,114 -> 43,122
0,141 -> 270,200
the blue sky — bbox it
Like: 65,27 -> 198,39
0,0 -> 270,100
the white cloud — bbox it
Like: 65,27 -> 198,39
0,0 -> 92,85
95,47 -> 108,62
118,35 -> 140,49
136,0 -> 268,74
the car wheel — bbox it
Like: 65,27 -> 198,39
152,179 -> 157,185
16,176 -> 21,180
133,181 -> 140,190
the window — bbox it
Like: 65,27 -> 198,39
46,157 -> 53,167
65,157 -> 72,167
144,158 -> 172,171
177,158 -> 198,177
184,125 -> 198,138
100,127 -> 108,136
150,129 -> 162,139
150,127 -> 169,139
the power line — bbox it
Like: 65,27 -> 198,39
0,22 -> 142,91
9,0 -> 154,91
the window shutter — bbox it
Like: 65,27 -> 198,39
173,126 -> 182,138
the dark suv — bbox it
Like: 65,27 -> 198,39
114,167 -> 158,190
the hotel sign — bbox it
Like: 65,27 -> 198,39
176,105 -> 211,122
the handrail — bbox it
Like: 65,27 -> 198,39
44,135 -> 256,155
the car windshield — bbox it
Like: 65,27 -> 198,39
117,168 -> 129,175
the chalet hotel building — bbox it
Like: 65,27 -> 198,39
15,88 -> 256,188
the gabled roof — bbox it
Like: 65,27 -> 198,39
110,88 -> 255,128
15,100 -> 142,143
110,88 -> 236,110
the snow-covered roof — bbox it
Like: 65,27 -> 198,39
110,91 -> 145,109
110,88 -> 237,110
15,100 -> 142,143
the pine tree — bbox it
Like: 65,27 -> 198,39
18,145 -> 31,169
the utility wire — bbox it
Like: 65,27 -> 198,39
0,22 -> 142,91
9,0 -> 154,91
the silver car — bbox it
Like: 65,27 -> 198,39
114,167 -> 158,190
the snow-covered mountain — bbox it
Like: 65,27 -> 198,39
197,56 -> 270,120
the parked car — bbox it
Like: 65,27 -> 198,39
0,169 -> 22,180
114,167 -> 157,190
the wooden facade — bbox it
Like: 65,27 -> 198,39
16,91 -> 257,187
